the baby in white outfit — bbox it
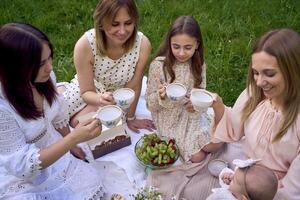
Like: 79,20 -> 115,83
207,159 -> 278,200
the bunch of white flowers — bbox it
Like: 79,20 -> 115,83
131,187 -> 162,200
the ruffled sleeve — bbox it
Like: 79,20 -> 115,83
0,108 -> 42,180
212,89 -> 248,143
52,95 -> 69,130
145,57 -> 181,111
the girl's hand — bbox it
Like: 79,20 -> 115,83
72,119 -> 102,143
185,100 -> 195,113
221,172 -> 234,185
99,92 -> 115,106
127,118 -> 156,133
158,84 -> 167,99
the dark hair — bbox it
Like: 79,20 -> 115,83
93,0 -> 139,55
242,29 -> 300,142
157,16 -> 204,88
0,23 -> 57,120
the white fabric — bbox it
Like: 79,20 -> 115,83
206,188 -> 237,200
232,158 -> 261,168
0,77 -> 105,199
90,77 -> 245,198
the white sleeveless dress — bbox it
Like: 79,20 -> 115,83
63,29 -> 143,117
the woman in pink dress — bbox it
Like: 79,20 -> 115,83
212,28 -> 300,200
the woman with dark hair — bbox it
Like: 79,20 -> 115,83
212,28 -> 300,199
0,23 -> 105,199
59,0 -> 154,132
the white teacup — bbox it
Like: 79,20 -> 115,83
190,89 -> 213,111
166,83 -> 187,101
95,105 -> 122,128
113,88 -> 135,109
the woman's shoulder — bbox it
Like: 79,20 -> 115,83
84,28 -> 95,39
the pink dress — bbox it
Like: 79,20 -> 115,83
213,89 -> 300,200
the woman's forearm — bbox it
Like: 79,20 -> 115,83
38,133 -> 78,169
82,90 -> 101,106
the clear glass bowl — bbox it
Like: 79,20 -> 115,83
134,134 -> 180,169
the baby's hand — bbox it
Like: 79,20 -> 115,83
221,172 -> 234,185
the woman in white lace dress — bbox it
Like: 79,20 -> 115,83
59,0 -> 154,132
0,23 -> 105,199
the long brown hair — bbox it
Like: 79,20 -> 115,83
93,0 -> 139,56
157,16 -> 204,88
242,29 -> 300,142
0,23 -> 57,120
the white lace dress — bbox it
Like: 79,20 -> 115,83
63,29 -> 143,117
0,88 -> 105,199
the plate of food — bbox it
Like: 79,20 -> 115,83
135,133 -> 179,169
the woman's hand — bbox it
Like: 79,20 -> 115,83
72,119 -> 102,144
127,118 -> 155,133
210,92 -> 225,125
210,93 -> 224,108
98,92 -> 115,106
158,84 -> 167,99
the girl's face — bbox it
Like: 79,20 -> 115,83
102,7 -> 135,47
35,43 -> 52,83
170,33 -> 198,63
251,51 -> 285,105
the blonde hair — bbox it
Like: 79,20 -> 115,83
93,0 -> 139,56
242,29 -> 300,142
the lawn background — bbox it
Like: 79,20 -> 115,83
1,0 -> 299,106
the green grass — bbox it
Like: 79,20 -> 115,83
1,0 -> 299,105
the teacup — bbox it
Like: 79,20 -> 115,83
166,83 -> 187,101
190,89 -> 213,111
113,88 -> 135,109
95,105 -> 122,128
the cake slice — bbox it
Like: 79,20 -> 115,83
86,120 -> 131,159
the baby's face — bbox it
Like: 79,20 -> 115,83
229,169 -> 247,199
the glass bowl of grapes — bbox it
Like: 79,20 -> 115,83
135,133 -> 180,169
